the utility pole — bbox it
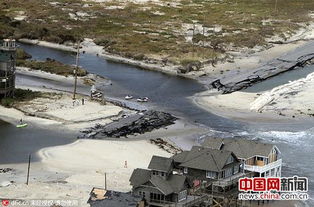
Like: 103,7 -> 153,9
73,40 -> 80,100
275,0 -> 278,12
26,154 -> 31,185
105,172 -> 107,190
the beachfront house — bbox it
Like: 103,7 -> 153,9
172,146 -> 244,191
130,156 -> 190,206
202,138 -> 282,177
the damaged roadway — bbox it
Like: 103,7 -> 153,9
79,110 -> 177,139
211,41 -> 314,94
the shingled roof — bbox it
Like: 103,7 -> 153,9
148,156 -> 173,172
172,146 -> 238,172
151,174 -> 187,195
202,138 -> 277,159
172,151 -> 189,163
130,168 -> 187,196
129,168 -> 151,188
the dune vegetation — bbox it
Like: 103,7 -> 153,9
1,0 -> 314,69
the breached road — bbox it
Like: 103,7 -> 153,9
211,41 -> 314,93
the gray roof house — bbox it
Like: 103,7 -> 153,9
130,156 -> 190,207
172,146 -> 244,189
202,138 -> 282,177
148,155 -> 174,175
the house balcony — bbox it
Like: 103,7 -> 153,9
212,172 -> 246,187
0,46 -> 16,52
0,40 -> 16,51
244,159 -> 282,174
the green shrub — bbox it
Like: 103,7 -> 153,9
0,98 -> 14,107
16,48 -> 32,60
17,59 -> 87,76
0,89 -> 42,107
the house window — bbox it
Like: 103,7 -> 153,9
178,190 -> 187,202
233,165 -> 239,174
142,192 -> 146,198
150,193 -> 162,202
161,195 -> 165,200
257,157 -> 264,161
161,172 -> 165,176
206,171 -> 216,178
224,168 -> 233,178
183,167 -> 188,174
226,156 -> 234,165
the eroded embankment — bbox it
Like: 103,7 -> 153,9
79,110 -> 177,138
211,41 -> 314,94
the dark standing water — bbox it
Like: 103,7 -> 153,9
18,43 -> 245,130
0,43 -> 247,164
0,120 -> 74,164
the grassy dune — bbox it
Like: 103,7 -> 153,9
1,0 -> 314,68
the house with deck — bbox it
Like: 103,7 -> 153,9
202,138 -> 282,178
130,156 -> 190,206
172,146 -> 245,192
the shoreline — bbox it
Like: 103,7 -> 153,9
192,87 -> 314,124
18,22 -> 314,86
18,38 -> 182,77
191,90 -> 287,123
1,67 -> 128,131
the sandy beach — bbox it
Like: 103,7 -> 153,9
0,139 -> 172,206
192,22 -> 314,123
1,68 -> 125,131
193,71 -> 314,123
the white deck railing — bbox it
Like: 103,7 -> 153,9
244,159 -> 282,173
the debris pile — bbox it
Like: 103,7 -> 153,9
0,168 -> 13,173
80,110 -> 177,138
150,138 -> 182,154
